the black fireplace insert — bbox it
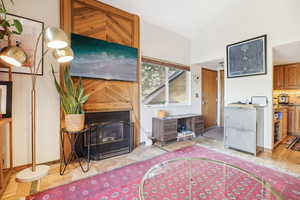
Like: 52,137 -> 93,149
79,111 -> 133,160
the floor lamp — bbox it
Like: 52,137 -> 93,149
0,27 -> 74,182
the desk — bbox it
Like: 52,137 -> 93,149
152,114 -> 203,145
0,118 -> 13,197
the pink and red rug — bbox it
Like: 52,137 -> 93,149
27,145 -> 300,200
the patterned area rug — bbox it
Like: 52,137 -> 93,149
26,145 -> 300,200
285,136 -> 300,151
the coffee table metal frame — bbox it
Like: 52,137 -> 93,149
139,157 -> 283,200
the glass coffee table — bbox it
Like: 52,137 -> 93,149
139,158 -> 283,200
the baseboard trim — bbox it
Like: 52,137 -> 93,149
203,125 -> 219,132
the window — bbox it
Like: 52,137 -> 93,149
141,57 -> 190,106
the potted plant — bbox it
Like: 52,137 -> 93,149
52,66 -> 89,132
0,0 -> 23,41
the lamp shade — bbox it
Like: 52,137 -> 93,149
0,46 -> 27,67
53,47 -> 74,63
45,27 -> 69,49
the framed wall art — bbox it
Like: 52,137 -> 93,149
227,35 -> 267,78
70,33 -> 138,82
0,81 -> 12,118
0,14 -> 44,75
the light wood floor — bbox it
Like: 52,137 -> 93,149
2,137 -> 300,200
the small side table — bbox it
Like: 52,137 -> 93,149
60,127 -> 91,175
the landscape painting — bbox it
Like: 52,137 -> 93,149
70,33 -> 138,82
227,35 -> 267,78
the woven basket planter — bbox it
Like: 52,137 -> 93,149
65,114 -> 85,132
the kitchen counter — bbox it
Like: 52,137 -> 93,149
273,107 -> 288,112
274,104 -> 300,110
274,104 -> 300,106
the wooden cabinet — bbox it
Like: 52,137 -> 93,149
192,116 -> 205,135
274,63 -> 300,90
152,114 -> 204,144
284,64 -> 300,89
273,66 -> 284,90
287,107 -> 296,133
281,109 -> 288,139
152,118 -> 177,142
286,106 -> 300,135
295,107 -> 300,134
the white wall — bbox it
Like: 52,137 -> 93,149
190,0 -> 300,149
140,22 -> 201,144
0,0 -> 61,167
224,43 -> 274,149
191,0 -> 300,63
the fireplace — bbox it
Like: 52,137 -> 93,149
81,111 -> 133,160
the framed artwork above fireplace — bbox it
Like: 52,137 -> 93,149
70,33 -> 138,82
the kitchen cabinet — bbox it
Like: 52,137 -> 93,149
295,107 -> 300,134
281,110 -> 288,139
273,63 -> 300,90
284,64 -> 300,89
273,66 -> 284,90
286,106 -> 300,136
287,107 -> 296,133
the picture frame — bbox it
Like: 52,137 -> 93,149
0,14 -> 44,75
0,81 -> 12,118
70,33 -> 138,82
226,35 -> 267,78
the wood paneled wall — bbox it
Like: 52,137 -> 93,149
60,0 -> 141,147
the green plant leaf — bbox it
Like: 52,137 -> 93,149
12,30 -> 21,35
13,19 -> 22,33
1,20 -> 10,27
52,65 -> 89,114
63,67 -> 75,96
80,95 -> 89,104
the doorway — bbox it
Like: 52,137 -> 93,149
202,68 -> 217,128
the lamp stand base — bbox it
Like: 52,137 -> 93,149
16,165 -> 50,183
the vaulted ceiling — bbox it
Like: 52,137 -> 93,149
99,0 -> 300,64
99,0 -> 234,40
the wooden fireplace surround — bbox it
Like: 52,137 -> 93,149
60,0 -> 141,155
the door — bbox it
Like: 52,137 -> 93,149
220,70 -> 225,127
202,68 -> 217,128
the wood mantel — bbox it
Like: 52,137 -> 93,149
60,0 -> 141,154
